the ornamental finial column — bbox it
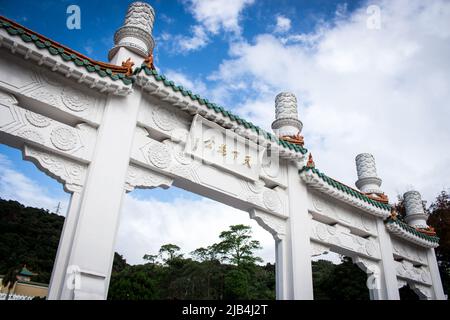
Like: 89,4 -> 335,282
355,153 -> 389,203
272,92 -> 304,145
108,2 -> 156,64
403,190 -> 429,228
355,153 -> 382,193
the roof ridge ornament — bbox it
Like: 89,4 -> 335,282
144,53 -> 155,70
121,58 -> 135,77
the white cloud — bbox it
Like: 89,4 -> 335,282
115,191 -> 275,265
176,25 -> 210,52
274,15 -> 292,33
185,0 -> 255,35
165,0 -> 255,53
0,153 -> 69,213
208,0 -> 450,203
165,69 -> 209,97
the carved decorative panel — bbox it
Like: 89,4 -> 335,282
309,191 -> 377,235
23,145 -> 87,193
310,219 -> 381,260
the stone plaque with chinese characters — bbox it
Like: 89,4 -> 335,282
185,115 -> 265,181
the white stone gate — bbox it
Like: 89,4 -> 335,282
0,2 -> 445,300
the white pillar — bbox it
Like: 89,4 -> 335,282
48,91 -> 142,300
275,235 -> 293,300
286,162 -> 314,299
47,191 -> 82,300
375,219 -> 400,299
426,249 -> 446,300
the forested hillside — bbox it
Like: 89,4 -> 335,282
1,190 -> 448,300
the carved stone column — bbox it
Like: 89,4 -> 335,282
271,92 -> 303,138
355,153 -> 383,194
109,2 -> 156,65
403,190 -> 428,228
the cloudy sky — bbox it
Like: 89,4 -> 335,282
0,0 -> 449,265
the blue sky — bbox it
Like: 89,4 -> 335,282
1,0 -> 449,265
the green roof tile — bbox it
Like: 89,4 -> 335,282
0,16 -> 134,85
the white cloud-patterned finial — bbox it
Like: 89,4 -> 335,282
109,2 -> 156,60
355,153 -> 382,194
272,92 -> 303,137
403,190 -> 428,227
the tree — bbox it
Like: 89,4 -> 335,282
427,190 -> 450,294
159,244 -> 183,264
190,244 -> 221,262
215,224 -> 262,267
143,254 -> 159,264
112,253 -> 128,274
2,265 -> 20,300
312,257 -> 369,300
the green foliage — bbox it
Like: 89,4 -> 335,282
0,198 -> 64,283
427,190 -> 450,295
112,253 -> 128,274
313,257 -> 370,300
11,195 -> 450,300
215,224 -> 263,266
159,244 -> 183,264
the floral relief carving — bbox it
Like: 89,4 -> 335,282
310,219 -> 380,260
152,106 -> 177,131
50,127 -> 78,151
247,180 -> 265,194
395,260 -> 432,286
61,87 -> 91,112
17,129 -> 45,145
147,142 -> 172,169
25,110 -> 52,128
263,189 -> 282,212
365,241 -> 377,257
29,88 -> 60,106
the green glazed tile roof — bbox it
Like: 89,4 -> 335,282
135,64 -> 308,155
0,16 -> 134,85
386,216 -> 440,243
299,165 -> 392,211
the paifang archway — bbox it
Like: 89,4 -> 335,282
0,2 -> 445,300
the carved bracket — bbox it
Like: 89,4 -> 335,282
249,209 -> 287,241
124,164 -> 174,193
23,144 -> 87,193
